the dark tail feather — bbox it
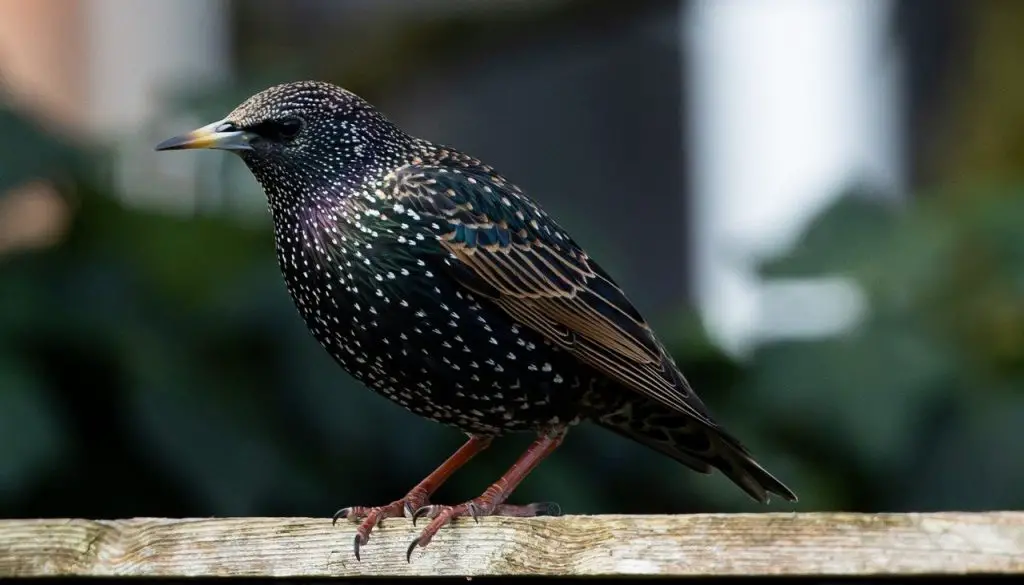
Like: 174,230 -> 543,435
596,403 -> 798,504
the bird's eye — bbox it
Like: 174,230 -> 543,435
249,116 -> 305,143
276,116 -> 304,140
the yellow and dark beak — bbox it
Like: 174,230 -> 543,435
155,119 -> 254,152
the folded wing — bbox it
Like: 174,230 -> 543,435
385,163 -> 716,428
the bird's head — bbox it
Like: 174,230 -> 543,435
156,81 -> 414,191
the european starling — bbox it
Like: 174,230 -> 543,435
155,81 -> 797,561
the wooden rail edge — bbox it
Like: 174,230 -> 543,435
0,512 -> 1021,578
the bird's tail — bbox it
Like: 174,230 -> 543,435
595,397 -> 797,504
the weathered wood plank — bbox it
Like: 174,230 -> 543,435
0,513 -> 1021,578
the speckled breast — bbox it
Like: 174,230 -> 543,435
273,216 -> 598,436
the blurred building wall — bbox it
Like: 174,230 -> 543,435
684,0 -> 905,355
86,0 -> 233,215
85,0 -> 231,139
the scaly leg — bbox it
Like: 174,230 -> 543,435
405,429 -> 567,561
333,434 -> 492,560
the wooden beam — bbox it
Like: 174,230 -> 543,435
1,513 -> 1021,578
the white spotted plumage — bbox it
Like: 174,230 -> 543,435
217,81 -> 592,435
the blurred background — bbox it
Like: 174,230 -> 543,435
0,0 -> 1021,522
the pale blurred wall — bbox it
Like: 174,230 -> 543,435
685,0 -> 905,355
85,0 -> 230,139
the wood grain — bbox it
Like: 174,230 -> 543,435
0,513 -> 1021,577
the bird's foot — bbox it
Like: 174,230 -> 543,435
405,499 -> 561,561
332,488 -> 432,561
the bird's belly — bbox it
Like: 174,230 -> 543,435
293,271 -> 593,435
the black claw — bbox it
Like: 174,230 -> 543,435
411,505 -> 432,527
403,501 -> 416,519
332,507 -> 350,525
534,501 -> 562,517
406,538 -> 420,563
353,533 -> 363,562
468,502 -> 481,523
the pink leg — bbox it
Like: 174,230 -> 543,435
405,429 -> 567,561
333,434 -> 492,560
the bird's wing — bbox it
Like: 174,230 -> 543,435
385,163 -> 716,428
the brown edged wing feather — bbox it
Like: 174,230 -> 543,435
384,162 -> 717,428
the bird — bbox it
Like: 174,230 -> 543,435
155,80 -> 797,561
